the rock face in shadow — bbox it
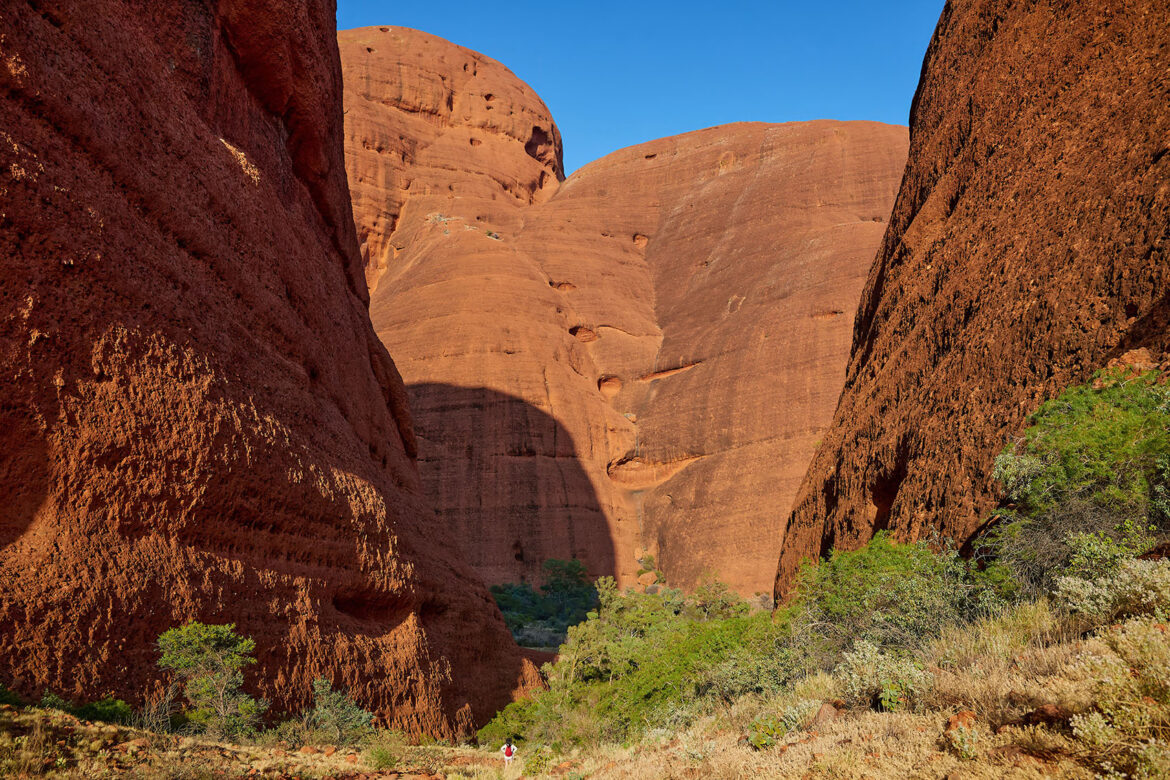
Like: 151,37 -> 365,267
408,385 -> 613,585
342,27 -> 908,595
0,1 -> 530,736
775,0 -> 1170,595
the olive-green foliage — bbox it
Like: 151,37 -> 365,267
480,536 -> 993,748
490,559 -> 599,647
995,369 -> 1169,517
833,641 -> 930,711
523,745 -> 555,775
746,700 -> 818,750
1056,558 -> 1170,622
985,369 -> 1169,595
307,678 -> 373,746
157,621 -> 266,737
791,532 -> 1002,658
0,683 -> 21,706
37,691 -> 70,711
1070,616 -> 1170,778
481,576 -> 775,747
74,696 -> 134,725
34,690 -> 133,725
366,745 -> 399,770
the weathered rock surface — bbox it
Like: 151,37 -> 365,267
0,1 -> 529,736
339,27 -> 563,293
775,0 -> 1170,595
342,28 -> 908,594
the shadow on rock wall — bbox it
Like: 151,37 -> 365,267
408,383 -> 614,586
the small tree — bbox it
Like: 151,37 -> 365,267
157,621 -> 266,736
308,678 -> 373,745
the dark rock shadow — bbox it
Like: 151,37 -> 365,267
0,413 -> 50,550
407,383 -> 614,586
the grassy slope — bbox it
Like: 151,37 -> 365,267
0,602 -> 1139,778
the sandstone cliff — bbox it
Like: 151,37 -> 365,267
341,27 -> 908,595
0,1 -> 529,736
775,0 -> 1170,595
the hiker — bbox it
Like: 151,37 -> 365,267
500,737 -> 517,766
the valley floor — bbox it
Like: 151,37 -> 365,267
0,630 -> 1108,780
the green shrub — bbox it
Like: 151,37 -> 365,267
792,532 -> 998,655
945,724 -> 980,760
482,574 -> 785,746
681,579 -> 748,621
745,700 -> 818,750
366,744 -> 399,770
983,370 -> 1169,596
994,369 -> 1169,519
523,745 -> 555,776
1064,518 -> 1157,581
74,696 -> 133,725
482,534 -> 996,747
37,691 -> 70,711
0,683 -> 21,706
31,690 -> 133,725
490,559 -> 599,648
1056,558 -> 1170,622
157,621 -> 266,737
834,641 -> 930,712
1071,617 -> 1170,778
307,678 -> 373,745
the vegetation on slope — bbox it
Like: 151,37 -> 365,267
490,559 -> 600,648
2,369 -> 1167,778
478,368 -> 1170,778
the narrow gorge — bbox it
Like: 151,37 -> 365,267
341,26 -> 909,596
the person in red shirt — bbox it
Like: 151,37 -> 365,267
500,737 -> 518,766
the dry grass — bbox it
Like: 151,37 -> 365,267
922,601 -> 1100,728
566,709 -> 1091,779
5,601 -> 1163,779
0,703 -> 498,778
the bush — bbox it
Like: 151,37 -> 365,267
0,683 -> 21,706
482,534 -> 999,747
834,641 -> 930,711
491,559 -> 599,648
1064,518 -> 1157,581
75,696 -> 134,725
482,575 -> 785,746
982,502 -> 1138,596
792,532 -> 999,656
745,700 -> 818,750
366,744 -> 399,770
983,370 -> 1169,596
945,723 -> 980,760
994,369 -> 1169,519
157,621 -> 267,737
1071,617 -> 1170,778
1056,558 -> 1170,623
307,678 -> 373,745
37,691 -> 70,711
32,690 -> 134,725
523,745 -> 555,776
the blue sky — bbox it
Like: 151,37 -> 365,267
336,1 -> 944,174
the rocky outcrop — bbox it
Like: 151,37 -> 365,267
0,1 -> 528,736
342,28 -> 908,595
775,0 -> 1170,595
339,27 -> 563,293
